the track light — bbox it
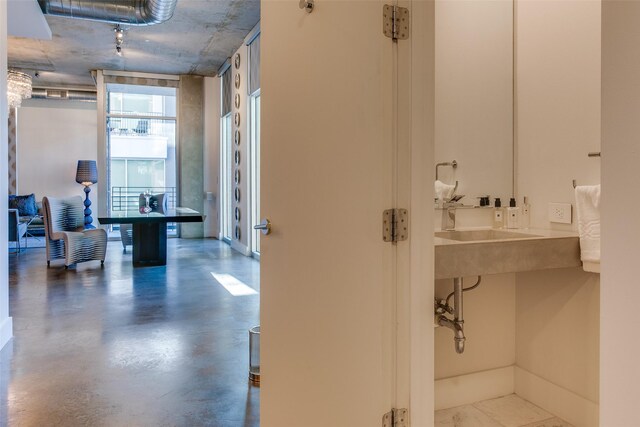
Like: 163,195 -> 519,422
114,25 -> 124,56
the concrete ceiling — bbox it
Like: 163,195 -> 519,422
8,0 -> 260,87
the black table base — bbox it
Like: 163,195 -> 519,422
132,222 -> 168,267
98,208 -> 202,268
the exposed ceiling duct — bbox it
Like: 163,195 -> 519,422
31,88 -> 97,102
38,0 -> 178,26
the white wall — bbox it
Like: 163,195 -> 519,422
16,99 -> 99,214
516,269 -> 600,400
601,1 -> 640,424
0,0 -> 13,351
203,76 -> 221,238
514,1 -> 601,424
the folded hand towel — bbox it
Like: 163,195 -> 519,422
575,185 -> 601,273
435,180 -> 456,201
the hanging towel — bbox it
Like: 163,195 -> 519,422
435,180 -> 456,201
575,185 -> 601,273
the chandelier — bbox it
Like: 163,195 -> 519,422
7,70 -> 32,108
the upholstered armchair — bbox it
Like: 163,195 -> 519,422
42,196 -> 107,268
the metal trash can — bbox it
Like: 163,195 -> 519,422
249,325 -> 260,385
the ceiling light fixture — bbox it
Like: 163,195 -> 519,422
114,25 -> 124,56
7,70 -> 33,109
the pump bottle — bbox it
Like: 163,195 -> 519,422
492,198 -> 504,229
506,197 -> 520,229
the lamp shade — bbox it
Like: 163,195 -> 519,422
76,160 -> 98,185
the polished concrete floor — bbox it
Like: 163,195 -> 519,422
1,238 -> 260,426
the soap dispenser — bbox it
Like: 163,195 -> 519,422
492,198 -> 504,229
506,197 -> 520,229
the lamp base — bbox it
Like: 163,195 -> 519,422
83,185 -> 95,229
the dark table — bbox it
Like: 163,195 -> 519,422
98,208 -> 203,267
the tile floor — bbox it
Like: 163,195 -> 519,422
435,394 -> 573,427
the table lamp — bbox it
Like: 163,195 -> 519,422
75,160 -> 98,229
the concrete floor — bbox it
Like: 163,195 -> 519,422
1,238 -> 260,426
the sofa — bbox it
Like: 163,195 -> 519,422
9,209 -> 28,253
9,193 -> 45,237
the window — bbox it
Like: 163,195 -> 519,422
106,84 -> 177,235
250,92 -> 261,255
220,114 -> 233,242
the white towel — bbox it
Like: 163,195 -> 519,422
575,185 -> 601,273
435,180 -> 456,201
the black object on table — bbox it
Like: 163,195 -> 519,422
98,208 -> 203,267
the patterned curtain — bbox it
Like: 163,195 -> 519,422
8,107 -> 17,194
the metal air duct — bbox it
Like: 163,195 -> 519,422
38,0 -> 178,26
31,88 -> 97,102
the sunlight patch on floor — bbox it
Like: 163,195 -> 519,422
211,273 -> 259,296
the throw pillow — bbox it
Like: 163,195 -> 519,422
9,194 -> 38,216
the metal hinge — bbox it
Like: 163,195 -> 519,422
383,5 -> 409,41
383,209 -> 408,243
382,408 -> 408,427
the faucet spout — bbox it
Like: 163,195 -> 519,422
441,205 -> 456,231
437,315 -> 466,354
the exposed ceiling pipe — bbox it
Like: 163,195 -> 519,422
31,88 -> 97,102
38,0 -> 178,26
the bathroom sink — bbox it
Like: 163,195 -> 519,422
435,229 -> 542,242
434,229 -> 581,279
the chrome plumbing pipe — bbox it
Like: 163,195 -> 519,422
435,276 -> 468,354
452,277 -> 465,353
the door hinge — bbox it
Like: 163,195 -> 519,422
382,408 -> 408,427
383,4 -> 409,41
383,209 -> 408,243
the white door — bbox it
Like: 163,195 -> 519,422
260,0 -> 401,425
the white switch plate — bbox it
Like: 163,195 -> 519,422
548,202 -> 572,224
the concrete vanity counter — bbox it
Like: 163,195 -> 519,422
434,228 -> 581,279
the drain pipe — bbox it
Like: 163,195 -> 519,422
435,276 -> 481,354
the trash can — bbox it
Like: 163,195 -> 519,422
249,325 -> 260,385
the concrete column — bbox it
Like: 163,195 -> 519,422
178,75 -> 204,238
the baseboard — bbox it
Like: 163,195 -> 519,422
230,239 -> 251,257
0,316 -> 13,351
515,366 -> 599,427
435,366 -> 515,410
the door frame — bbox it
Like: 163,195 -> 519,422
395,0 -> 435,424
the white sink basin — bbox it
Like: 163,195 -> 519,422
435,229 -> 542,242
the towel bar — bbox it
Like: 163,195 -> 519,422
573,152 -> 601,187
436,160 -> 458,181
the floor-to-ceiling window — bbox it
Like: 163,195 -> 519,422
249,92 -> 261,256
248,31 -> 261,257
220,113 -> 233,242
220,64 -> 234,243
106,84 -> 177,235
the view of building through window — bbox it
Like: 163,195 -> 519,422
106,84 -> 178,234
